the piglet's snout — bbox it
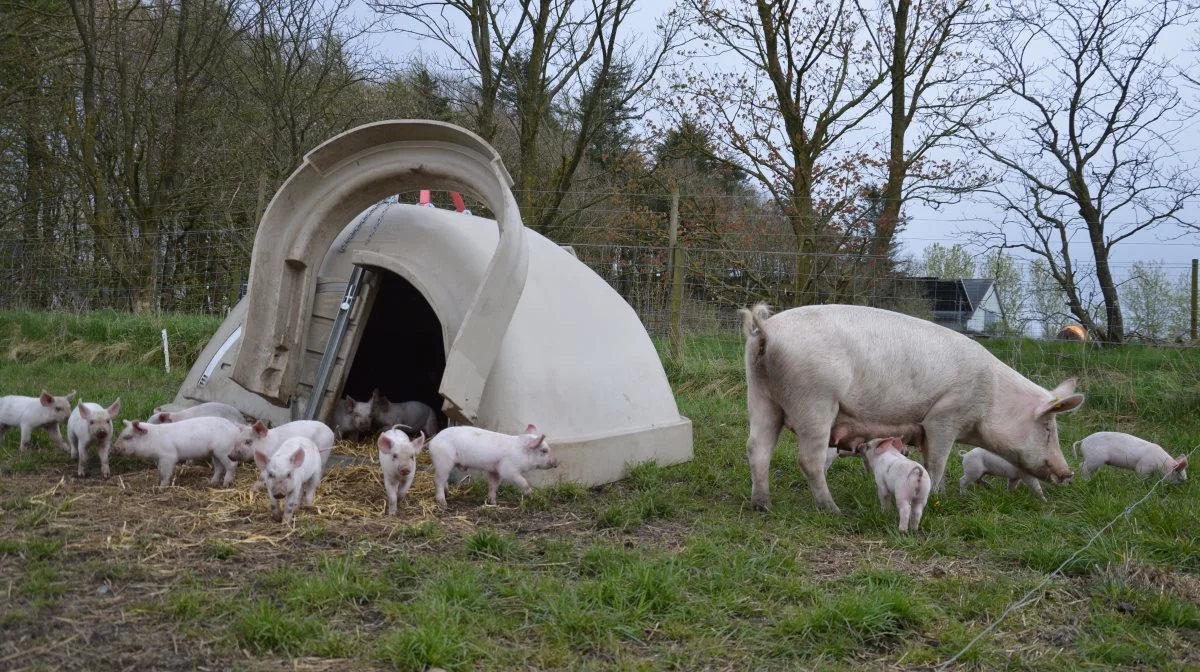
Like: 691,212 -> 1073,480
398,467 -> 411,476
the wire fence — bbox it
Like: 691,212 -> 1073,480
2,200 -> 1200,346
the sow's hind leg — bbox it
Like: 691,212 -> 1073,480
791,402 -> 842,514
745,380 -> 784,510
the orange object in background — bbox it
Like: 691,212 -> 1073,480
1057,324 -> 1088,341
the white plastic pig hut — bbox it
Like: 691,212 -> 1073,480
172,120 -> 693,486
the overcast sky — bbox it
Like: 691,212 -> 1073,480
351,0 -> 1200,279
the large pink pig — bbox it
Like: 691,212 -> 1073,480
739,303 -> 1083,513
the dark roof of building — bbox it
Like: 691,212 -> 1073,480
908,277 -> 996,315
960,279 -> 995,314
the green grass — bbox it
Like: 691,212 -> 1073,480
2,312 -> 1199,669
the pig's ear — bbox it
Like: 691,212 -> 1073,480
132,421 -> 148,434
524,423 -> 540,436
107,398 -> 121,417
524,434 -> 546,450
254,450 -> 269,470
1038,391 -> 1085,417
1050,378 -> 1078,397
66,389 -> 77,401
78,403 -> 92,420
889,438 -> 907,454
253,421 -> 268,438
411,433 -> 426,451
39,391 -> 53,406
344,397 -> 355,412
158,412 -> 172,423
1173,456 -> 1188,472
378,435 -> 393,453
290,447 -> 306,467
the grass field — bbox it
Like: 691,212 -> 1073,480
1,310 -> 1199,671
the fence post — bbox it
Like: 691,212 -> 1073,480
1191,258 -> 1197,343
670,247 -> 685,362
667,188 -> 683,361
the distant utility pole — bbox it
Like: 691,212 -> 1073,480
1191,258 -> 1197,343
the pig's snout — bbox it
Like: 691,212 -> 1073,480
545,459 -> 560,469
1049,471 -> 1074,485
273,491 -> 287,500
398,467 -> 411,476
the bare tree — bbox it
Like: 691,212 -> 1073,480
666,0 -> 890,304
368,0 -> 681,234
860,0 -> 998,260
233,0 -> 382,181
973,0 -> 1200,342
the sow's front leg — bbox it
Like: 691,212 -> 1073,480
919,422 -> 959,493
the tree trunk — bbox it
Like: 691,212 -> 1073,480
471,0 -> 497,142
871,0 -> 909,262
68,0 -> 127,302
516,0 -> 552,232
21,128 -> 44,308
1071,171 -> 1123,342
786,163 -> 818,306
1091,235 -> 1123,343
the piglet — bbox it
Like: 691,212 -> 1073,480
959,447 -> 1046,500
113,417 -> 242,487
254,436 -> 323,523
234,420 -> 335,490
429,424 -> 559,506
378,427 -> 427,515
1075,432 -> 1188,483
371,389 -> 439,439
331,395 -> 373,441
0,389 -> 75,452
67,398 -> 121,478
147,401 -> 246,426
860,437 -> 931,532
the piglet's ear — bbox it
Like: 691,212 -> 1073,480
291,447 -> 306,467
254,450 -> 269,470
66,389 -> 77,401
378,436 -> 393,453
78,404 -> 92,420
1173,456 -> 1188,472
133,421 -> 148,434
411,433 -> 426,451
107,398 -> 121,417
40,391 -> 54,406
524,434 -> 545,450
344,397 -> 355,412
524,423 -> 539,435
253,420 -> 268,438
